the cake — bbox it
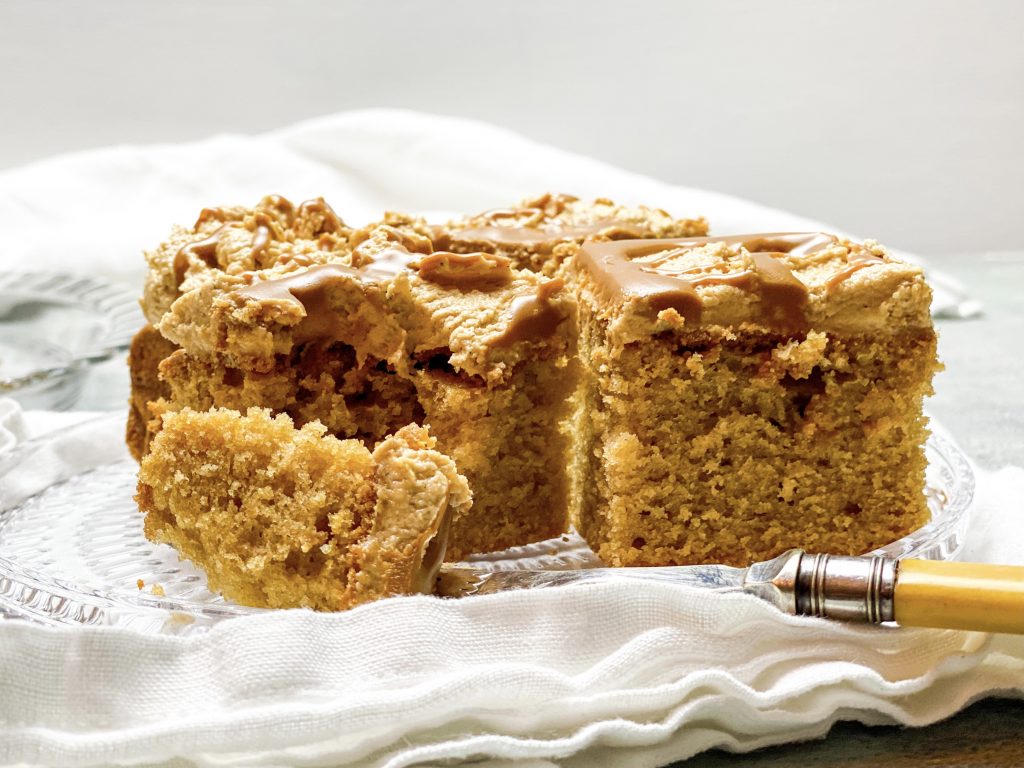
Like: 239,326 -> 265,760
136,408 -> 471,610
131,194 -> 704,561
140,208 -> 580,560
130,194 -> 940,585
571,232 -> 940,567
141,194 -> 361,327
126,324 -> 178,460
435,192 -> 708,275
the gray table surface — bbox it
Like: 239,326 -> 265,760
72,252 -> 1024,765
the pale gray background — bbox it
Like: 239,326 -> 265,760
2,0 -> 1022,255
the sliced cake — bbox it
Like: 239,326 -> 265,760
136,408 -> 471,610
148,215 -> 579,560
126,324 -> 179,461
571,233 -> 940,567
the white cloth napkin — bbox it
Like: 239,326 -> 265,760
0,110 -> 1010,766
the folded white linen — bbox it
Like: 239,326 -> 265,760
0,401 -> 1022,767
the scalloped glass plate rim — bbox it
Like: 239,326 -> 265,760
0,270 -> 142,391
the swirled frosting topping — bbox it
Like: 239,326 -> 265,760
577,233 -> 851,328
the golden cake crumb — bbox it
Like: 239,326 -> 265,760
136,408 -> 471,610
571,233 -> 940,566
129,197 -> 940,578
126,325 -> 178,460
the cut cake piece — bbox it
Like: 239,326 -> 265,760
572,232 -> 940,567
436,193 -> 708,275
152,218 -> 579,560
136,408 -> 471,610
130,193 -> 710,561
126,324 -> 179,461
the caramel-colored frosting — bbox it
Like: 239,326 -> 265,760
194,194 -> 293,230
239,264 -> 372,344
238,241 -> 565,349
490,278 -> 568,346
238,247 -> 415,344
578,233 -> 845,327
444,192 -> 646,249
173,225 -> 226,284
410,252 -> 514,288
172,196 -> 351,289
295,197 -> 344,235
351,225 -> 432,267
824,247 -> 887,291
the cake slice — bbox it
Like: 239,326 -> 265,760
436,193 -> 708,275
152,220 -> 579,560
136,408 -> 471,610
130,194 -> 710,560
125,324 -> 179,461
572,232 -> 940,567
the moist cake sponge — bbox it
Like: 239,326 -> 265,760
144,204 -> 584,560
136,408 -> 471,610
126,324 -> 179,461
572,233 -> 940,567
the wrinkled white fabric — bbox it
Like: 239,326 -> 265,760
0,111 -> 1011,767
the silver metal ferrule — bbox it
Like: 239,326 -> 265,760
794,552 -> 897,623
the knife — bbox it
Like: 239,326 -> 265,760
438,550 -> 1024,634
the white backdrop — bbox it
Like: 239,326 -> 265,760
1,0 -> 1021,254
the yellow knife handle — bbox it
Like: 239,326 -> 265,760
895,559 -> 1024,634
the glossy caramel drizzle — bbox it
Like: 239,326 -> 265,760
250,224 -> 272,266
239,263 -> 381,345
410,251 -> 514,288
475,193 -> 580,227
361,247 -> 422,277
235,247 -> 421,345
824,248 -> 886,291
239,247 -> 565,348
490,278 -> 568,346
173,226 -> 227,285
482,206 -> 546,226
578,233 -> 834,327
351,225 -> 433,267
296,198 -> 344,234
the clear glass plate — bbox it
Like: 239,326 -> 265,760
0,414 -> 974,635
0,272 -> 143,410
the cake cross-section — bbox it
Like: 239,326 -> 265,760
571,232 -> 940,567
136,408 -> 471,610
151,221 -> 579,560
